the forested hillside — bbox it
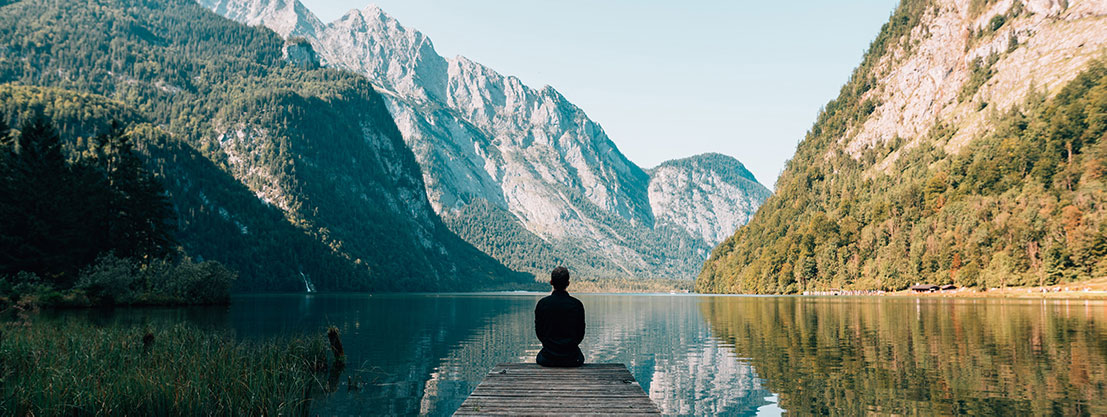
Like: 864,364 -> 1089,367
0,85 -> 356,293
0,86 -> 238,305
698,0 -> 1107,293
0,0 -> 530,291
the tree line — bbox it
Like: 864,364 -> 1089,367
0,113 -> 233,306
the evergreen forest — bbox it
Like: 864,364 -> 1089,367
0,0 -> 531,293
0,91 -> 234,305
699,48 -> 1107,293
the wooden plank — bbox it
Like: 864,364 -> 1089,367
453,363 -> 660,416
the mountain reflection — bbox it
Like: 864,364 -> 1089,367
54,294 -> 802,415
414,294 -> 774,416
224,294 -> 775,416
700,297 -> 1107,416
578,295 -> 772,415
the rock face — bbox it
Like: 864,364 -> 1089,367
698,0 -> 1107,294
199,0 -> 323,39
847,0 -> 1107,162
281,38 -> 318,69
200,0 -> 771,280
649,154 -> 772,245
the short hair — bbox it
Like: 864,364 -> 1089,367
550,266 -> 570,290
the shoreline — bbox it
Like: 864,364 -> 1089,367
894,277 -> 1107,299
884,288 -> 1107,300
802,277 -> 1107,300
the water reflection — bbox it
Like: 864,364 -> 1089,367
700,297 -> 1107,416
57,295 -> 1107,415
227,294 -> 534,415
261,293 -> 775,416
577,295 -> 771,416
77,293 -> 774,415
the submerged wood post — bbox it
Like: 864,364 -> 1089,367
325,326 -> 346,393
326,326 -> 345,365
454,363 -> 661,415
142,331 -> 154,354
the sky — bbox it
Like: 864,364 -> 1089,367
299,0 -> 900,188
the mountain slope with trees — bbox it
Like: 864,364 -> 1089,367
698,0 -> 1107,294
0,0 -> 530,291
200,0 -> 772,281
0,86 -> 238,305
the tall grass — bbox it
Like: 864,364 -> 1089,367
0,319 -> 329,416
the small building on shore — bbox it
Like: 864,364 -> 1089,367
910,284 -> 939,293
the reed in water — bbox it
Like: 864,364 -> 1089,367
0,318 -> 330,416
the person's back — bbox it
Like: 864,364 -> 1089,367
535,266 -> 585,367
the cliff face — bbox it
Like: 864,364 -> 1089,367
848,0 -> 1107,162
649,154 -> 772,245
699,0 -> 1107,293
200,0 -> 771,280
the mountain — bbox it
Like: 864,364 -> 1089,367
699,0 -> 1107,293
0,0 -> 531,291
199,0 -> 772,281
649,154 -> 772,245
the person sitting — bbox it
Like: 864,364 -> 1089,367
534,266 -> 585,367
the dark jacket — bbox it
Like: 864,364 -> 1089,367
534,290 -> 585,367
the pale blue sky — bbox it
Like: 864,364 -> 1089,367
299,1 -> 900,188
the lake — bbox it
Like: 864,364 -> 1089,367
63,293 -> 1107,416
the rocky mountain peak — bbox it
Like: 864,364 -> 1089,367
201,0 -> 770,280
321,4 -> 448,103
197,0 -> 323,38
649,153 -> 771,245
653,153 -> 761,185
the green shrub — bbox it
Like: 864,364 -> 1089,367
152,258 -> 236,305
75,254 -> 139,304
59,255 -> 235,306
0,271 -> 56,303
988,14 -> 1006,32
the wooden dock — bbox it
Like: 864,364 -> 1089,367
454,363 -> 661,416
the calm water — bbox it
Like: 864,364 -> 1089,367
65,294 -> 1107,416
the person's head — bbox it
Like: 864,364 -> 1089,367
550,266 -> 570,291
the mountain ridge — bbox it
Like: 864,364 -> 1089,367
201,0 -> 772,280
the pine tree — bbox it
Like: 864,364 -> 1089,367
93,122 -> 177,260
0,118 -> 10,147
3,117 -> 81,282
0,116 -> 113,285
0,118 -> 16,275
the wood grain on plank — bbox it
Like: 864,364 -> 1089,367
454,363 -> 660,416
